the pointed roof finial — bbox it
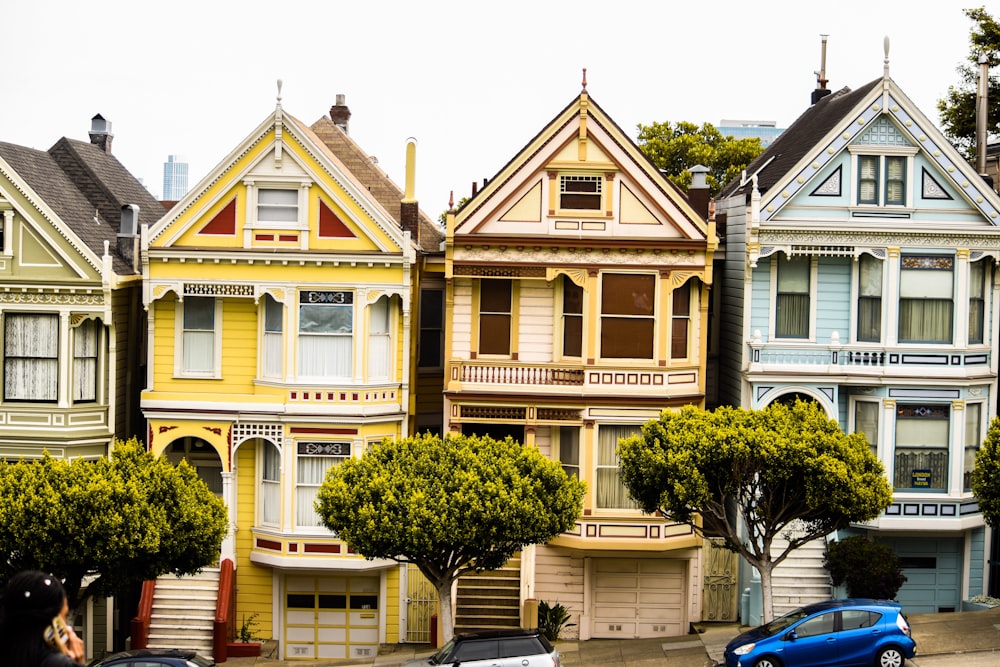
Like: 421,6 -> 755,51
276,78 -> 283,107
581,68 -> 588,92
883,36 -> 890,78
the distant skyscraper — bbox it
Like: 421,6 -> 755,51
162,155 -> 189,200
718,120 -> 785,148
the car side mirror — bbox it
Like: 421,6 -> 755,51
784,631 -> 798,641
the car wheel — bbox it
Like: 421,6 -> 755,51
876,646 -> 905,667
753,657 -> 782,667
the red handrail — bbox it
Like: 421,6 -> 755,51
129,579 -> 157,649
213,558 -> 235,662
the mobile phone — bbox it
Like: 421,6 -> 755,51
44,615 -> 70,652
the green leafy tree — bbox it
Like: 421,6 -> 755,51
0,438 -> 228,610
315,432 -> 585,641
619,400 -> 892,623
972,416 -> 1000,526
937,7 -> 1000,159
636,120 -> 764,195
824,535 -> 906,600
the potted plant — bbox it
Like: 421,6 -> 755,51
228,612 -> 262,658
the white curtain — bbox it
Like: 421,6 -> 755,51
73,320 -> 98,402
296,455 -> 342,528
368,297 -> 391,381
261,443 -> 281,525
5,314 -> 58,400
299,303 -> 352,379
596,425 -> 640,509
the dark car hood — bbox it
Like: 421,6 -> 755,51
725,624 -> 778,650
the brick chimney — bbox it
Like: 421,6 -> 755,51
89,114 -> 113,154
687,164 -> 711,219
330,94 -> 351,133
400,139 -> 420,245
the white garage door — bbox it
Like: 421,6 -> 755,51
591,558 -> 686,638
284,575 -> 380,660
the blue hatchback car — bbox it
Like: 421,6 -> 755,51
723,599 -> 916,667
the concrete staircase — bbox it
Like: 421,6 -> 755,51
454,556 -> 522,633
770,533 -> 832,617
145,568 -> 218,658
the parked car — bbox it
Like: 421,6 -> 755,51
404,628 -> 560,667
87,648 -> 215,667
722,599 -> 916,667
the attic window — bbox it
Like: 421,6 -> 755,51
258,189 -> 299,224
560,175 -> 602,210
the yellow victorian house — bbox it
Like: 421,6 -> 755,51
444,77 -> 716,640
140,89 -> 441,661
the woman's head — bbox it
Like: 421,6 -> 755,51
1,570 -> 68,630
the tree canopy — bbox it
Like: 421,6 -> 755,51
972,416 -> 1000,526
618,400 -> 892,623
0,438 -> 228,610
937,7 -> 1000,159
315,432 -> 585,641
636,120 -> 765,196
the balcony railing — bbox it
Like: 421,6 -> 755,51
747,335 -> 991,375
458,363 -> 585,385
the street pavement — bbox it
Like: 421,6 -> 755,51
223,606 -> 1000,667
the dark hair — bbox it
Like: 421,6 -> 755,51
0,570 -> 69,666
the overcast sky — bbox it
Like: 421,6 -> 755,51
3,1 -> 995,214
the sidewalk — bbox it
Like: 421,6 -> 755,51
222,606 -> 1000,667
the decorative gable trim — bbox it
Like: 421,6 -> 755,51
810,165 -> 842,197
318,200 -> 356,238
198,199 -> 237,236
921,168 -> 952,200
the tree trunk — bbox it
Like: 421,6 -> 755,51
759,560 -> 775,624
437,580 -> 455,643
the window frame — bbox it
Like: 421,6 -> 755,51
850,397 -> 880,458
477,279 -> 513,357
772,254 -> 815,340
560,276 -> 583,359
72,318 -> 100,403
3,312 -> 59,402
897,255 -> 954,344
367,295 -> 392,382
175,296 -> 222,379
295,441 -> 350,530
849,147 -> 916,209
417,287 -> 445,370
595,424 -> 641,511
856,254 -> 883,343
297,290 -> 354,380
968,259 -> 988,346
260,441 -> 281,527
558,174 -> 603,212
556,425 -> 580,480
262,294 -> 284,379
246,179 -> 309,231
893,403 -> 950,493
670,282 -> 692,360
964,401 -> 984,492
599,272 -> 655,360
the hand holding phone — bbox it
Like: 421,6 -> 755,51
44,614 -> 70,653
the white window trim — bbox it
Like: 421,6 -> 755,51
848,396 -> 882,459
174,297 -> 223,379
556,277 -> 584,361
244,178 -> 311,232
258,441 -> 282,528
769,255 -> 818,342
555,172 -> 606,216
850,254 -> 886,345
847,146 -> 918,211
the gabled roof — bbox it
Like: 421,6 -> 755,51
719,80 -> 881,199
0,136 -> 159,275
453,89 -> 710,243
309,116 -> 443,254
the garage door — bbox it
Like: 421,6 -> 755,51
591,558 -> 686,638
284,575 -> 380,660
881,537 -> 961,614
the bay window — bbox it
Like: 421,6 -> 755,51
4,313 -> 58,401
596,424 -> 640,509
263,295 -> 283,378
898,256 -> 953,344
600,273 -> 654,359
561,277 -> 583,358
478,279 -> 512,356
368,296 -> 391,381
964,403 -> 982,492
261,442 -> 281,526
557,426 -> 580,479
181,297 -> 216,375
853,400 -> 879,457
298,290 -> 353,378
296,442 -> 349,529
73,319 -> 99,402
671,284 -> 691,359
894,404 -> 949,492
969,260 -> 986,345
857,255 -> 882,342
775,256 -> 810,339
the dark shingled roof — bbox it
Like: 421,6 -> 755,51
0,135 -> 163,275
719,79 -> 882,199
309,116 -> 443,254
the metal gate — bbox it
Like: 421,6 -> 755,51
405,564 -> 438,643
702,538 -> 738,622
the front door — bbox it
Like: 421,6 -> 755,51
702,538 -> 738,622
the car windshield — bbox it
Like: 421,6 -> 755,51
761,607 -> 813,635
428,638 -> 457,665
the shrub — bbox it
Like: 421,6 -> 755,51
824,535 -> 906,600
538,601 -> 575,641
